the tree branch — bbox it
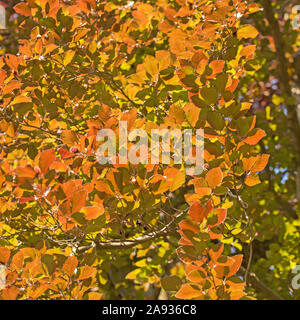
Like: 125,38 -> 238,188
77,210 -> 185,252
239,266 -> 284,300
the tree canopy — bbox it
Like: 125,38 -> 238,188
0,0 -> 299,300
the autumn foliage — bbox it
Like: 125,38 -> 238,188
0,0 -> 299,300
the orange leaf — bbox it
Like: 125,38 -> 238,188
5,54 -> 22,71
178,219 -> 199,234
186,267 -> 207,282
175,283 -> 202,299
155,168 -> 185,194
76,266 -> 96,281
2,80 -> 22,95
120,108 -> 137,131
0,246 -> 10,264
226,78 -> 239,92
15,166 -> 36,179
208,208 -> 227,227
58,148 -> 76,159
11,251 -> 24,271
245,173 -> 260,186
189,201 -> 206,223
61,130 -> 78,146
143,55 -> 159,79
63,256 -> 78,277
243,129 -> 266,145
227,254 -> 243,278
72,189 -> 88,213
0,287 -> 19,300
44,44 -> 58,55
251,154 -> 270,172
194,187 -> 212,198
184,103 -> 200,127
209,60 -> 225,75
206,167 -> 223,188
169,168 -> 185,192
14,3 -> 32,16
240,45 -> 256,58
0,69 -> 6,86
242,156 -> 257,171
82,205 -> 104,220
169,105 -> 185,123
209,243 -> 224,263
39,149 -> 56,174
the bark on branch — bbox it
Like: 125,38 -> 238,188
77,211 -> 184,252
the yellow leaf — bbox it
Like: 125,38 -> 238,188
89,42 -> 97,54
241,102 -> 252,111
125,268 -> 140,280
237,25 -> 259,40
63,50 -> 75,66
11,96 -> 32,105
87,292 -> 102,300
143,55 -> 159,79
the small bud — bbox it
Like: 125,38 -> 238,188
70,146 -> 79,153
34,167 -> 41,175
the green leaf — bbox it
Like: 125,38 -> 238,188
71,212 -> 87,226
41,254 -> 56,275
235,116 -> 255,136
223,91 -> 233,102
214,186 -> 228,195
84,215 -> 106,233
161,275 -> 182,291
32,62 -> 44,81
14,102 -> 33,115
221,101 -> 240,117
207,111 -> 225,130
215,73 -> 228,94
200,87 -> 218,105
28,143 -> 38,160
190,94 -> 207,108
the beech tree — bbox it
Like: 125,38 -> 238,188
0,0 -> 299,300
